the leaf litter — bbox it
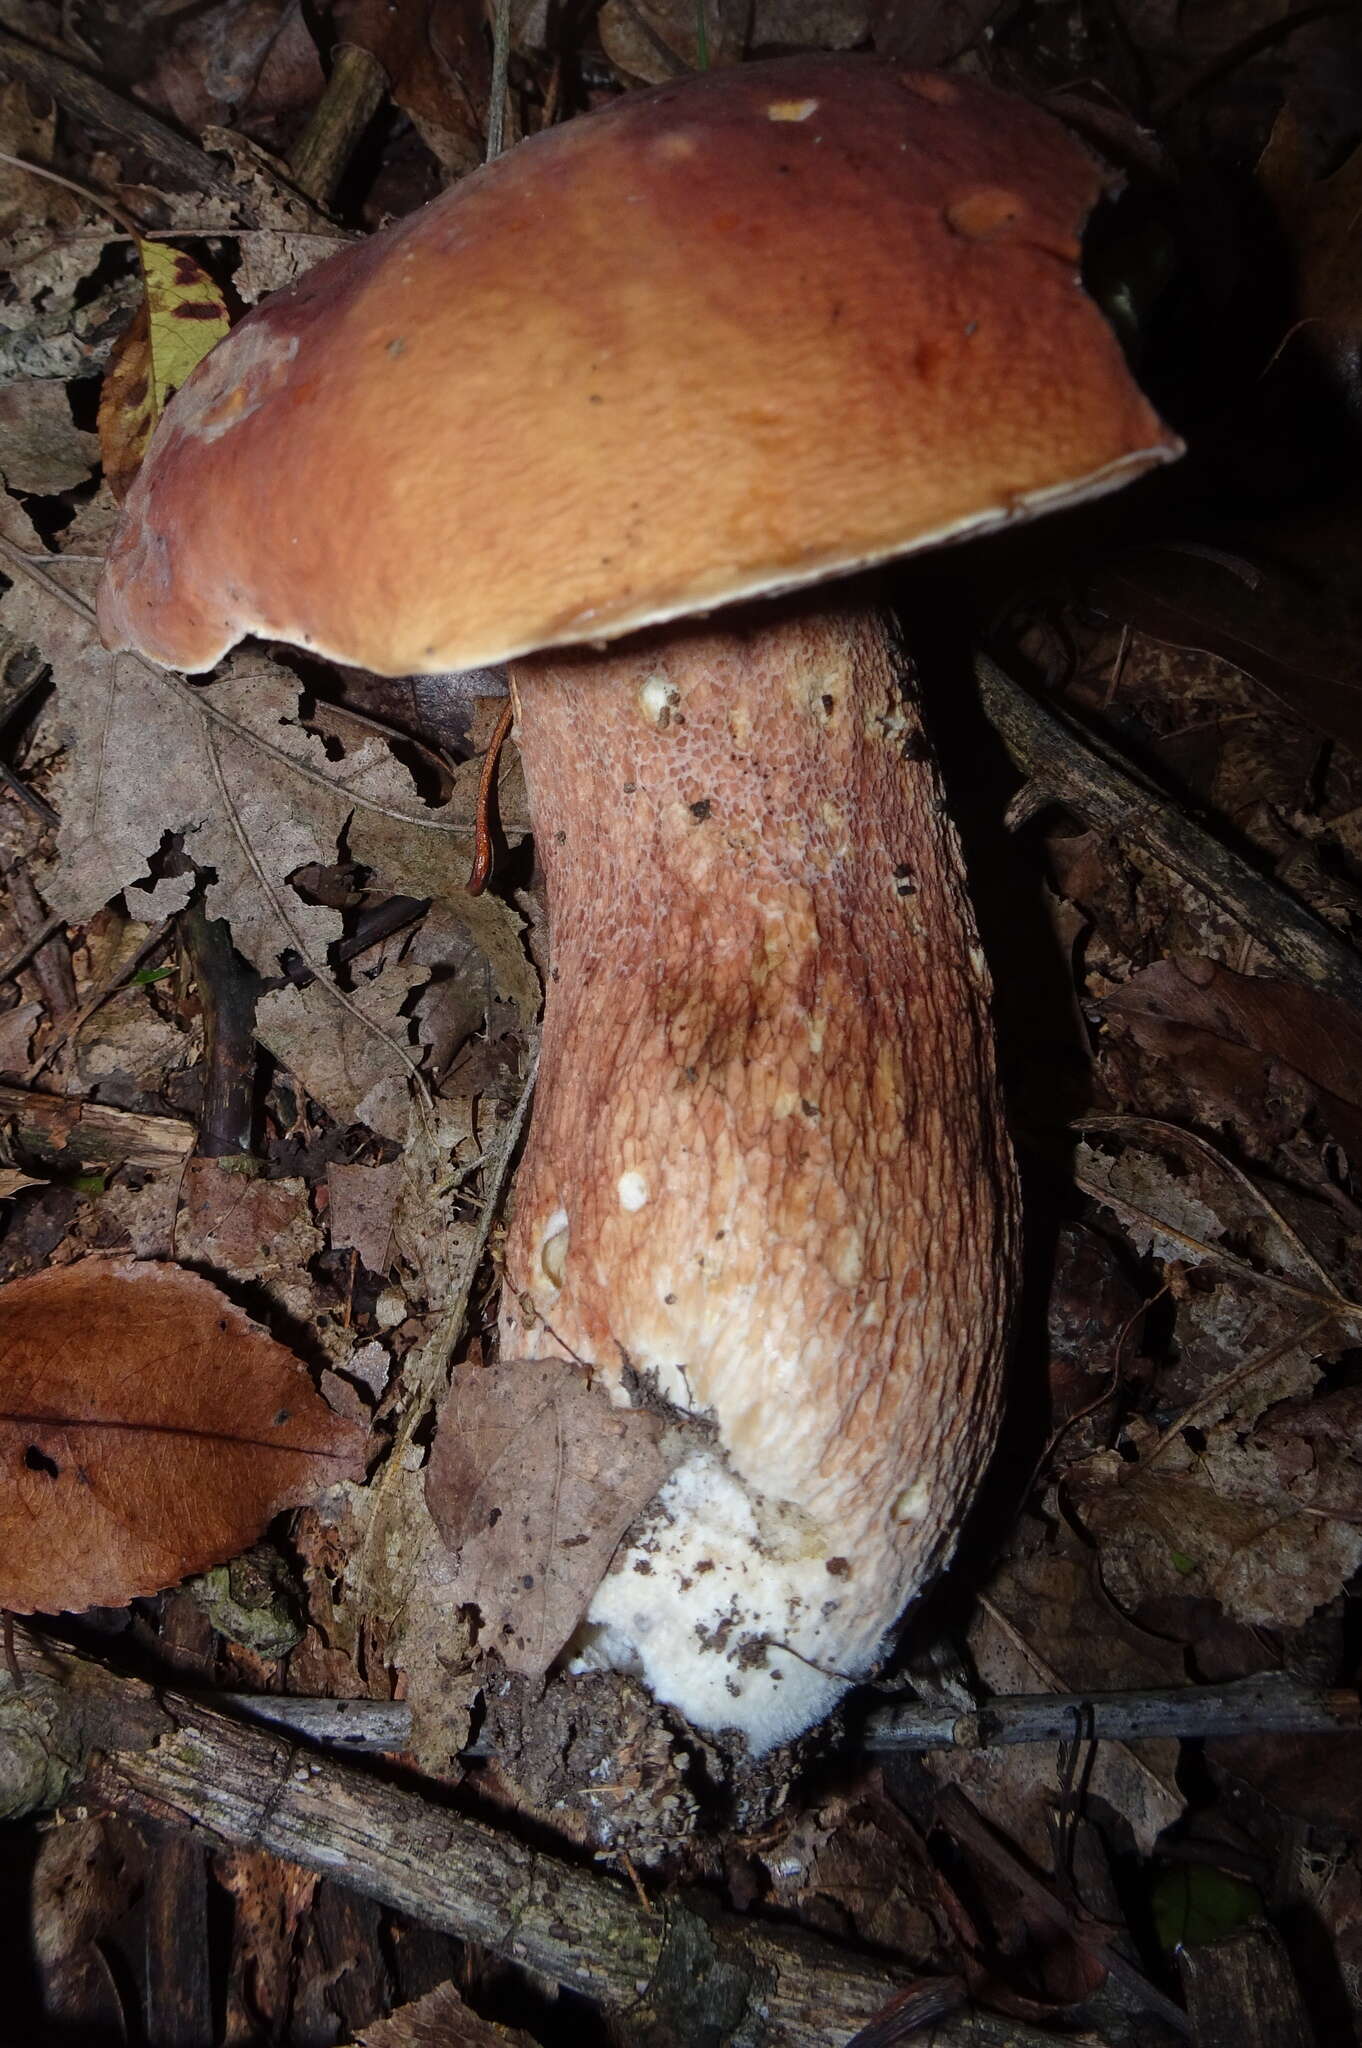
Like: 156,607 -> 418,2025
5,0 -> 1362,2037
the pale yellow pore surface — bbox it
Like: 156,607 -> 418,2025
97,55 -> 1177,677
499,606 -> 1019,1740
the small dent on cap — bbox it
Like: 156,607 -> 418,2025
638,673 -> 682,730
766,98 -> 818,122
944,188 -> 1026,241
898,71 -> 958,104
618,1170 -> 649,1212
890,1478 -> 932,1525
539,1207 -> 569,1289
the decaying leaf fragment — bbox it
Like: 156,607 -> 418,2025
98,242 -> 230,502
1071,1403 -> 1362,1631
425,1358 -> 671,1678
0,1259 -> 365,1614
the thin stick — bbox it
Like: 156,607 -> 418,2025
486,0 -> 513,161
0,913 -> 64,989
0,145 -> 141,235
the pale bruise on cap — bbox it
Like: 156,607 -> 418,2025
98,56 -> 1180,1752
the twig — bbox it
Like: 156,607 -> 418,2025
866,1674 -> 1360,1752
975,654 -> 1362,1014
0,756 -> 58,828
0,30 -> 245,204
486,0 -> 513,161
2,1631 -> 1070,2048
289,43 -> 389,208
0,914 -> 64,989
0,855 -> 75,1018
1151,0 -> 1350,115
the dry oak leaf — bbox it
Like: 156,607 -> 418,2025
352,1977 -> 536,2045
426,1357 -> 670,1679
0,1259 -> 364,1614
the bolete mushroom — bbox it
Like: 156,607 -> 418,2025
98,56 -> 1179,1752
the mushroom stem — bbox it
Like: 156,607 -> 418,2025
500,599 -> 1019,1751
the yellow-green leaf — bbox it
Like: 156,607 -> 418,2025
137,237 -> 230,414
98,241 -> 230,501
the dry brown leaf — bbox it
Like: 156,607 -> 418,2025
0,76 -> 65,238
1260,104 -> 1362,413
0,1258 -> 364,1614
14,595 -> 535,1135
1088,545 -> 1362,756
1104,957 -> 1362,1165
761,1780 -> 940,1959
336,0 -> 489,177
869,0 -> 1004,66
0,381 -> 98,496
1071,1406 -> 1362,1631
144,0 -> 323,135
199,128 -> 349,303
600,0 -> 867,83
352,1978 -> 536,2046
425,1357 -> 670,1678
327,1160 -> 402,1273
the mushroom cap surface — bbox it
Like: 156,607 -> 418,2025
98,56 -> 1178,676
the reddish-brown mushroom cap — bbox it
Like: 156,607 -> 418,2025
98,57 -> 1177,676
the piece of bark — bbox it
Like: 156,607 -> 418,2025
1176,1926 -> 1317,2048
180,899 -> 260,1159
0,1081 -> 193,1170
4,1630 -> 1074,2048
289,42 -> 388,206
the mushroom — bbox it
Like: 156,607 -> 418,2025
98,57 -> 1179,1752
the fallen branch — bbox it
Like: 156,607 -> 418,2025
975,654 -> 1362,1013
3,1632 -> 1075,2048
0,30 -> 244,204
